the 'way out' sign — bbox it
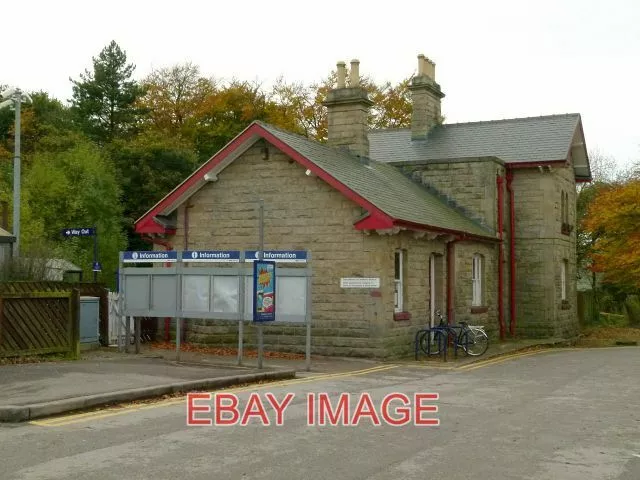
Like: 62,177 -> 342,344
61,227 -> 95,237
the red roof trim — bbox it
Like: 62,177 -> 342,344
506,160 -> 566,169
135,124 -> 264,234
135,122 -> 393,234
393,220 -> 499,243
354,212 -> 394,230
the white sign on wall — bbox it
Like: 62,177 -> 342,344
340,277 -> 380,289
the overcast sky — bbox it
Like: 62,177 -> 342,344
3,0 -> 639,169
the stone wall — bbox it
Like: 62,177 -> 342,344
162,139 -> 456,358
402,158 -> 504,232
511,163 -> 578,338
452,241 -> 501,340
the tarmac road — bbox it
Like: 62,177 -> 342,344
1,347 -> 639,480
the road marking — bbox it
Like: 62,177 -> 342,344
30,364 -> 399,427
456,349 -> 548,371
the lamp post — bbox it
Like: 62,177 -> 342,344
0,87 -> 31,258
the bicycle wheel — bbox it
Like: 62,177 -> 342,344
420,329 -> 444,355
460,329 -> 489,356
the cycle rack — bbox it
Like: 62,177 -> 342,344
415,325 -> 452,362
415,324 -> 472,362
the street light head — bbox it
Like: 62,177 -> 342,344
1,87 -> 17,100
21,92 -> 32,104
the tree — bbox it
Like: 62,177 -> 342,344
582,179 -> 640,291
70,41 -> 146,143
193,79 -> 271,158
268,77 -> 327,140
268,71 -> 413,144
108,132 -> 199,250
138,62 -> 215,139
368,77 -> 412,130
23,138 -> 126,287
576,150 -> 619,279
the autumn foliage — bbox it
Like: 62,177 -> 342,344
582,179 -> 640,290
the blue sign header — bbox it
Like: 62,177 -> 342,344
182,250 -> 240,263
245,250 -> 307,263
62,227 -> 95,237
123,251 -> 178,263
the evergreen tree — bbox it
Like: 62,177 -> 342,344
69,41 -> 146,142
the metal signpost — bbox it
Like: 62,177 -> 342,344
256,200 -> 265,369
1,87 -> 32,258
61,226 -> 100,281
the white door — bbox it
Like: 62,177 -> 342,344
430,253 -> 436,329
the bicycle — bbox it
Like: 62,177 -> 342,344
419,310 -> 489,357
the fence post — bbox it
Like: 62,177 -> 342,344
125,316 -> 131,353
135,317 -> 141,354
70,288 -> 81,359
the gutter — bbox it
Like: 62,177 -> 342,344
505,170 -> 517,337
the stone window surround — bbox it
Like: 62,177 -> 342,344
472,253 -> 485,309
394,249 -> 404,314
560,259 -> 568,301
560,190 -> 573,235
393,249 -> 412,321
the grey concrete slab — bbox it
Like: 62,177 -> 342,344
0,357 -> 261,406
0,347 -> 638,480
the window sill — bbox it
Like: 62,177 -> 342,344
393,312 -> 411,321
560,300 -> 571,310
470,306 -> 488,314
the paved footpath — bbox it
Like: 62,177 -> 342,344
1,347 -> 639,480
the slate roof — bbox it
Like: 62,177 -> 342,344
258,122 -> 494,238
368,114 -> 581,165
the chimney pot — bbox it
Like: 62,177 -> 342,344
409,53 -> 444,139
424,57 -> 436,80
417,54 -> 426,75
323,57 -> 373,157
350,59 -> 360,86
336,61 -> 346,88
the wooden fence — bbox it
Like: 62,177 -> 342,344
0,289 -> 80,358
0,282 -> 109,345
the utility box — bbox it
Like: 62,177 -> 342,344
80,296 -> 100,348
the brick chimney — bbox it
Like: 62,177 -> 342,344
322,59 -> 373,157
409,54 -> 445,139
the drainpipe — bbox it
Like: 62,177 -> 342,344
446,236 -> 462,324
142,234 -> 174,342
182,203 -> 193,344
496,174 -> 506,341
506,170 -> 516,337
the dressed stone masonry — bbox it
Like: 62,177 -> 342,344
135,53 -> 591,358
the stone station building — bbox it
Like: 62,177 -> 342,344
134,55 -> 592,358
